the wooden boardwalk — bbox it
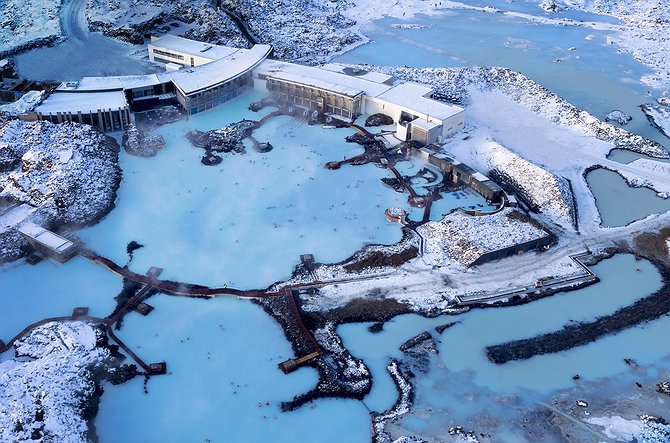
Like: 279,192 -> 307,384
3,248 -> 402,377
0,312 -> 163,374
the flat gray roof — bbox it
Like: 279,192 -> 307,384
18,222 -> 75,253
256,60 -> 393,97
268,71 -> 364,98
71,74 -> 161,91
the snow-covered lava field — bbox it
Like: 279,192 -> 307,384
2,1 -> 670,442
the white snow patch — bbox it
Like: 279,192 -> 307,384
418,208 -> 550,267
0,321 -> 111,443
0,91 -> 45,116
0,0 -> 62,55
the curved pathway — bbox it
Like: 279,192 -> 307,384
61,0 -> 88,43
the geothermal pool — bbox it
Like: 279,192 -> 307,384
338,254 -> 669,431
78,91 -> 492,289
585,168 -> 670,227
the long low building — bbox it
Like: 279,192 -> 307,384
18,35 -> 464,143
253,60 -> 465,144
22,35 -> 272,127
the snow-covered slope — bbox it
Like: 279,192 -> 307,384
86,0 -> 248,48
0,120 -> 121,228
0,0 -> 62,57
418,208 -> 550,267
0,322 -> 115,443
480,141 -> 576,226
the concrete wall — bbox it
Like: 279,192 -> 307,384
440,111 -> 466,139
471,235 -> 553,266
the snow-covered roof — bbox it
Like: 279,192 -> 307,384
319,63 -> 395,85
71,74 -> 161,91
0,203 -> 36,233
376,83 -> 464,121
149,34 -> 239,61
256,60 -> 393,97
472,172 -> 490,182
18,222 -> 75,253
35,91 -> 128,114
165,44 -> 271,95
268,71 -> 364,98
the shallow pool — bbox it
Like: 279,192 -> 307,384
586,168 -> 670,227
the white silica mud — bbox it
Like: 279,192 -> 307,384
586,168 -> 670,227
95,294 -> 372,443
336,7 -> 670,152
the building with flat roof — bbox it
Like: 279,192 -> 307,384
253,61 -> 465,144
20,36 -> 272,122
29,90 -> 130,132
148,34 -> 240,68
17,221 -> 78,262
162,44 -> 271,115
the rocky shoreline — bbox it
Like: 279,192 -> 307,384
0,120 -> 122,264
487,231 -> 670,364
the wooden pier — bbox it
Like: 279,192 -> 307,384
278,351 -> 321,374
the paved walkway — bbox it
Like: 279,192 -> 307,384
455,252 -> 597,305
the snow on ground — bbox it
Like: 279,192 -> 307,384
641,103 -> 670,139
586,415 -> 670,442
221,0 -> 357,61
298,241 -> 586,313
469,139 -> 575,227
86,0 -> 248,48
616,159 -> 670,196
0,91 -> 45,117
417,208 -> 549,267
0,321 -> 111,443
0,120 -> 120,228
0,0 -> 62,57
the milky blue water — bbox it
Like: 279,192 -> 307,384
95,295 -> 371,443
78,91 -> 491,289
585,168 -> 670,227
0,256 -> 120,341
336,7 -> 669,150
338,254 -> 666,415
4,4 -> 670,441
